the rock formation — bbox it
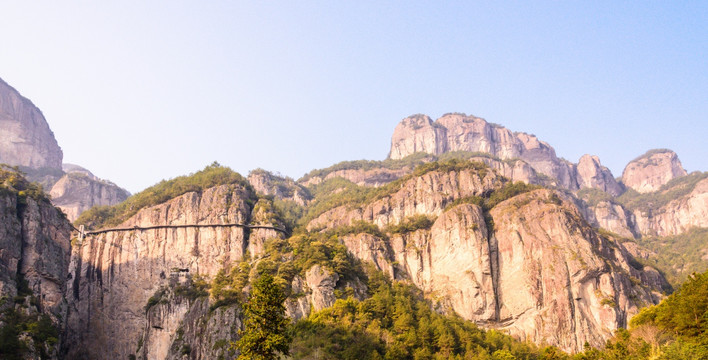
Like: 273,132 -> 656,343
0,77 -> 63,170
248,169 -> 311,205
0,78 -> 129,220
49,166 -> 130,221
621,149 -> 687,193
632,177 -> 708,237
0,169 -> 72,359
576,155 -> 623,196
388,113 -> 579,190
305,166 -> 667,352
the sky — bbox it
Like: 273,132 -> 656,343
1,2 -> 706,193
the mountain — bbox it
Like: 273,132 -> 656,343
0,78 -> 62,170
1,109 -> 706,359
0,167 -> 72,359
0,77 -> 129,221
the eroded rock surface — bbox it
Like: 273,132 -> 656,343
621,149 -> 687,193
0,77 -> 62,170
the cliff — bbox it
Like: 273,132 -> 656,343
0,168 -> 72,359
305,164 -> 667,352
49,168 -> 130,222
0,78 -> 63,170
621,149 -> 687,193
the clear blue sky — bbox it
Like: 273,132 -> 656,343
1,2 -> 706,193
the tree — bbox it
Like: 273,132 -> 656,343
234,274 -> 291,360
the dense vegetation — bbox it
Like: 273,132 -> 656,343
290,267 -> 549,360
300,159 -> 491,226
0,165 -> 52,205
0,276 -> 59,360
625,228 -> 708,287
299,151 -> 512,184
235,274 -> 291,360
75,162 -> 255,229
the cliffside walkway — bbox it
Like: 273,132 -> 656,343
72,223 -> 288,246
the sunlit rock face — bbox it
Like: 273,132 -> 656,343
0,77 -> 63,170
388,113 -> 579,190
576,155 -> 623,196
306,167 -> 667,352
49,168 -> 130,221
64,184 -> 254,360
621,149 -> 687,194
632,177 -> 708,237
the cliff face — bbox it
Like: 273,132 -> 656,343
306,168 -> 667,352
388,113 -> 580,190
0,171 -> 72,359
632,177 -> 708,237
248,170 -> 311,206
49,171 -> 130,222
576,155 -> 623,197
64,184 -> 253,359
621,150 -> 687,193
0,78 -> 63,170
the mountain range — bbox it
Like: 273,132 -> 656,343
0,78 -> 706,359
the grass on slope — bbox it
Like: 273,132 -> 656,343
75,162 -> 254,229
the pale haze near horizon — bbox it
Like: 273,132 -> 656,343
0,2 -> 706,193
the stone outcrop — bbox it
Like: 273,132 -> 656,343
248,169 -> 311,205
49,170 -> 130,222
307,167 -> 503,231
306,168 -> 667,352
581,201 -> 639,239
137,286 -> 242,360
0,77 -> 63,170
632,177 -> 708,237
576,155 -> 623,196
0,171 -> 72,359
64,184 -> 255,359
388,114 -> 447,159
621,149 -> 687,193
388,113 -> 580,190
299,167 -> 411,188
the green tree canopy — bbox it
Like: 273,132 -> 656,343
234,273 -> 291,360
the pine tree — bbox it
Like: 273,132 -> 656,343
234,274 -> 291,360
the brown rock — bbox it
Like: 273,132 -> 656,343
577,155 -> 623,196
621,149 -> 687,193
0,78 -> 63,170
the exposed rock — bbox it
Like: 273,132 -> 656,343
388,113 -> 579,189
388,114 -> 447,159
0,174 -> 72,359
576,155 -> 623,196
64,184 -> 255,359
307,167 -> 503,231
340,233 -> 395,278
621,149 -> 687,193
0,77 -> 63,170
308,167 -> 667,352
305,264 -> 339,312
489,190 -> 660,351
582,201 -> 639,239
248,169 -> 311,205
300,167 -> 410,188
49,171 -> 130,221
138,287 -> 241,360
632,177 -> 708,236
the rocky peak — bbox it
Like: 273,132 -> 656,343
621,149 -> 687,193
388,113 -> 577,189
0,77 -> 63,170
248,169 -> 311,206
576,154 -> 623,196
388,114 -> 447,159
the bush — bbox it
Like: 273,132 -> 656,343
76,162 -> 255,229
